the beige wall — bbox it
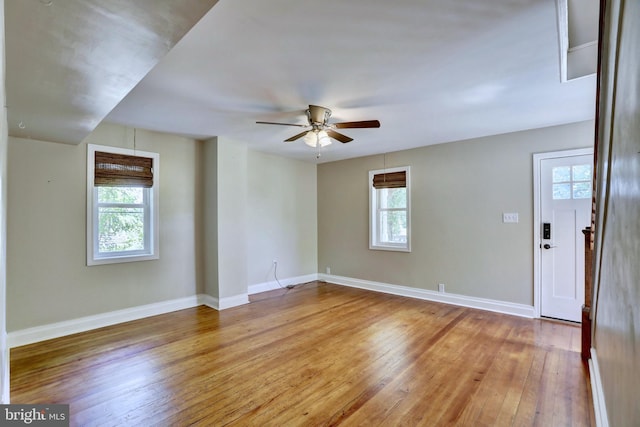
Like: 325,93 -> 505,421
591,0 -> 640,425
216,138 -> 249,298
205,139 -> 318,299
247,150 -> 317,285
202,138 -> 218,298
7,123 -> 203,330
318,121 -> 594,306
7,126 -> 318,329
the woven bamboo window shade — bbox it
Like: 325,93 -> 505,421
372,171 -> 406,189
94,151 -> 154,187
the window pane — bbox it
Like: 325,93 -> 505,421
573,182 -> 592,199
98,187 -> 143,204
553,183 -> 571,200
552,166 -> 571,183
572,164 -> 592,182
98,207 -> 144,252
379,188 -> 406,209
379,210 -> 407,243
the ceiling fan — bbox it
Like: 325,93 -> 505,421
256,105 -> 380,148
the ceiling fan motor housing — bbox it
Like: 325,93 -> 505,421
307,105 -> 331,127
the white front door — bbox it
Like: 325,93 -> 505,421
538,151 -> 593,322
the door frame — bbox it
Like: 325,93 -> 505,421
532,147 -> 593,319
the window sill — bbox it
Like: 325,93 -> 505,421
369,244 -> 411,253
87,253 -> 159,266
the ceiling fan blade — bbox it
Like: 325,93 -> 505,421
284,131 -> 309,142
256,121 -> 308,127
333,120 -> 381,129
326,129 -> 353,143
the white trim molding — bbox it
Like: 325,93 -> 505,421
199,293 -> 249,310
8,296 -> 201,348
7,291 -> 255,348
7,273 -> 533,349
199,294 -> 219,311
556,0 -> 598,82
218,294 -> 250,310
248,273 -> 319,294
320,274 -> 535,318
589,348 -> 610,427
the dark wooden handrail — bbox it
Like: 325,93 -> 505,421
581,227 -> 593,361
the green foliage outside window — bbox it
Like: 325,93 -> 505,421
380,188 -> 407,243
97,187 -> 145,252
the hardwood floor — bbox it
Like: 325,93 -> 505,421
10,282 -> 594,426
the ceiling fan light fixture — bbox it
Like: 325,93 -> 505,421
303,130 -> 332,148
317,130 -> 332,147
303,131 -> 317,147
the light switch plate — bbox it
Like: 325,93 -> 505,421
503,212 -> 519,223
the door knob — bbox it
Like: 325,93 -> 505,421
543,243 -> 557,249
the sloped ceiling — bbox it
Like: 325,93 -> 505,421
6,0 -> 596,163
5,0 -> 218,145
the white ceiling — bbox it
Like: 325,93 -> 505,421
5,0 -> 218,144
6,0 -> 597,164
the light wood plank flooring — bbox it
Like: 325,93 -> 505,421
10,281 -> 594,426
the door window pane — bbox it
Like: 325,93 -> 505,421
552,166 -> 571,183
552,164 -> 592,199
573,182 -> 592,199
553,183 -> 571,200
572,164 -> 592,181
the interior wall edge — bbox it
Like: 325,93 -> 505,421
0,0 -> 10,404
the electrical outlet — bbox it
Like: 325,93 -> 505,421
438,283 -> 445,293
326,267 -> 331,275
502,212 -> 519,223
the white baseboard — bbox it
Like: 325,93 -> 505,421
248,273 -> 319,294
589,348 -> 609,427
199,293 -> 249,310
7,291 -> 256,348
218,294 -> 250,310
7,273 -> 533,348
319,274 -> 535,318
198,294 -> 218,310
8,295 -> 201,348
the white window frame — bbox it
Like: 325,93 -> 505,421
87,144 -> 159,266
369,166 -> 411,252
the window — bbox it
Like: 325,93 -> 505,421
87,144 -> 159,265
552,164 -> 592,200
369,166 -> 411,252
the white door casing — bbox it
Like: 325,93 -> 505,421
533,148 -> 593,322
